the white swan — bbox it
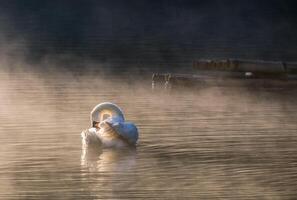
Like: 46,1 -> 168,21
81,102 -> 138,148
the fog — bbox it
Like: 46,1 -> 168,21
1,1 -> 297,199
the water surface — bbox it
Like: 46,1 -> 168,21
1,69 -> 297,199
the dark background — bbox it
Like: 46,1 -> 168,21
1,0 -> 297,70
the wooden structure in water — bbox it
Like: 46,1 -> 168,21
152,59 -> 297,90
193,59 -> 297,77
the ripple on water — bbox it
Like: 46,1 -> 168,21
0,71 -> 297,199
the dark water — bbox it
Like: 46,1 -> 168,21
1,69 -> 297,199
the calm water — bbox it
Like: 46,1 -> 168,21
1,69 -> 297,199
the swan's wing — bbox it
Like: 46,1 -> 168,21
111,122 -> 139,145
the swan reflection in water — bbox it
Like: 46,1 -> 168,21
80,142 -> 137,200
81,141 -> 137,173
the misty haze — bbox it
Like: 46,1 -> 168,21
1,1 -> 297,199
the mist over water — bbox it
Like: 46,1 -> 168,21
0,67 -> 297,199
1,0 -> 297,199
